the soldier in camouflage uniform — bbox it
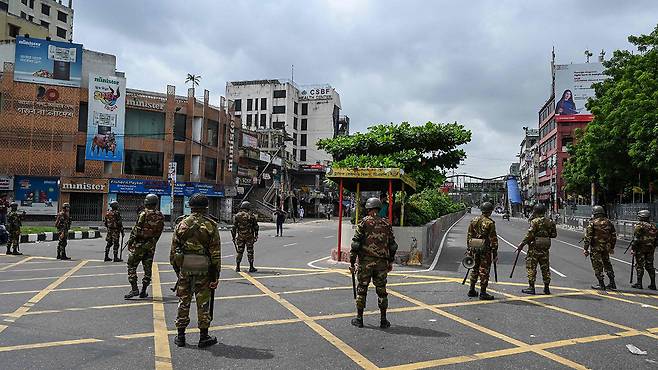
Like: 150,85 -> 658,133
124,194 -> 165,299
170,194 -> 220,348
231,201 -> 259,273
6,203 -> 24,255
583,205 -> 617,290
630,210 -> 657,290
55,203 -> 72,260
466,202 -> 498,300
517,204 -> 557,295
349,198 -> 398,329
104,201 -> 124,262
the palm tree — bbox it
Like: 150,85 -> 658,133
185,74 -> 201,89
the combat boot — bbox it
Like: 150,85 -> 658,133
380,308 -> 391,329
467,282 -> 478,297
139,283 -> 149,298
632,275 -> 643,289
113,251 -> 122,263
591,279 -> 606,291
124,282 -> 140,299
60,249 -> 71,260
104,250 -> 112,262
606,276 -> 617,290
647,272 -> 656,290
174,328 -> 186,347
198,328 -> 218,348
351,308 -> 364,328
11,247 -> 22,256
249,262 -> 257,273
521,283 -> 535,295
479,288 -> 494,300
5,245 -> 10,255
543,283 -> 551,295
235,264 -> 240,272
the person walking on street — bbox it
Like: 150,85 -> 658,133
104,201 -> 124,262
55,203 -> 72,260
517,204 -> 557,295
630,210 -> 657,290
275,207 -> 285,237
466,202 -> 498,300
583,205 -> 617,290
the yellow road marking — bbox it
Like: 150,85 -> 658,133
151,263 -> 172,370
592,291 -> 658,310
240,271 -> 379,369
0,256 -> 33,271
0,338 -> 103,353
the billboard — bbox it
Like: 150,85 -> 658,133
298,84 -> 333,101
13,36 -> 83,87
85,74 -> 126,162
554,63 -> 607,121
14,176 -> 59,215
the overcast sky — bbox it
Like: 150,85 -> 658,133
74,0 -> 658,178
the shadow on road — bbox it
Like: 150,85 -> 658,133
202,342 -> 275,360
366,324 -> 451,338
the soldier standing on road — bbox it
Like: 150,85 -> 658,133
170,194 -> 220,348
55,203 -> 72,260
466,202 -> 498,300
517,204 -> 557,295
124,194 -> 165,299
6,202 -> 25,255
104,201 -> 124,262
349,197 -> 398,328
583,205 -> 617,290
232,201 -> 259,272
630,210 -> 657,290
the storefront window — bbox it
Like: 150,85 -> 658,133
125,109 -> 165,139
124,150 -> 164,176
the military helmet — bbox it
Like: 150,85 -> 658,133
533,204 -> 546,215
480,202 -> 494,213
592,205 -> 605,216
239,201 -> 251,210
62,203 -> 70,209
638,210 -> 651,220
188,193 -> 209,209
109,201 -> 119,209
144,193 -> 159,207
10,202 -> 18,209
365,197 -> 383,210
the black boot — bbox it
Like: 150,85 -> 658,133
351,308 -> 364,328
479,287 -> 494,300
139,283 -> 149,298
249,261 -> 257,273
174,328 -> 186,347
631,275 -> 643,289
591,279 -> 606,291
198,328 -> 218,348
113,251 -> 122,262
522,283 -> 536,295
606,275 -> 617,290
56,249 -> 61,259
124,282 -> 139,299
380,308 -> 390,329
467,282 -> 478,297
235,255 -> 242,272
648,271 -> 656,290
12,247 -> 22,256
543,283 -> 551,295
60,249 -> 71,260
104,249 -> 111,262
5,246 -> 10,255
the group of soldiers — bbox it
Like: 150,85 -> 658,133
465,202 -> 657,301
4,201 -> 72,259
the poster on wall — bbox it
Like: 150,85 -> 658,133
554,63 -> 608,121
85,74 -> 126,162
14,176 -> 59,215
13,36 -> 83,87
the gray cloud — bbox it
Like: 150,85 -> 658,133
73,0 -> 658,177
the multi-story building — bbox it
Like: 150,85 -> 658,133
1,0 -> 73,42
518,127 -> 539,208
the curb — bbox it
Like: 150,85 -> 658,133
19,230 -> 102,244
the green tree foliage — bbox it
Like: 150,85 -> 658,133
564,25 -> 658,200
403,189 -> 465,226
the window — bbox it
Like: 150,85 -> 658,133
300,150 -> 307,162
174,154 -> 185,176
204,157 -> 217,180
78,103 -> 88,132
57,10 -> 67,23
293,133 -> 297,145
246,99 -> 253,111
125,109 -> 165,139
301,103 -> 308,115
273,90 -> 286,98
261,98 -> 267,110
254,98 -> 259,111
206,120 -> 219,146
174,113 -> 187,141
41,3 -> 50,15
293,117 -> 298,130
56,27 -> 66,39
0,2 -> 8,11
75,146 -> 85,173
300,134 -> 307,146
233,99 -> 242,111
20,11 -> 26,19
260,114 -> 266,128
273,105 -> 285,114
301,119 -> 308,131
28,0 -> 34,8
21,0 -> 27,6
272,121 -> 285,129
40,20 -> 49,28
124,150 -> 164,176
294,102 -> 298,114
8,24 -> 20,38
246,114 -> 252,127
292,148 -> 297,159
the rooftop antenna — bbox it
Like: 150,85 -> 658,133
291,64 -> 294,82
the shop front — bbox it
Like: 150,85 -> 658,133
13,176 -> 59,216
59,178 -> 109,221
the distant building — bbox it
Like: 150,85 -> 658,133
1,0 -> 73,42
518,127 -> 539,207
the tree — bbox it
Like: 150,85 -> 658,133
564,25 -> 658,201
317,121 -> 471,190
185,74 -> 201,89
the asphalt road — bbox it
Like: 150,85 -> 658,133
1,216 -> 657,369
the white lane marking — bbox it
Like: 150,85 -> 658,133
553,239 -> 636,267
283,243 -> 298,247
323,235 -> 334,239
221,254 -> 235,259
307,256 -> 331,270
221,241 -> 233,245
498,235 -> 567,278
403,213 -> 466,273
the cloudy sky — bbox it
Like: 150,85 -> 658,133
74,0 -> 658,177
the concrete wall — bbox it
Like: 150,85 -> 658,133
81,49 -> 117,88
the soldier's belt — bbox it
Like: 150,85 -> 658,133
468,238 -> 487,252
534,237 -> 551,248
180,254 -> 210,275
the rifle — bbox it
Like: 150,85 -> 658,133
510,248 -> 522,278
351,267 -> 357,299
118,233 -> 125,261
493,259 -> 498,283
630,254 -> 635,284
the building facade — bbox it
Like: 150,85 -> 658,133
1,0 -> 73,42
518,127 -> 539,208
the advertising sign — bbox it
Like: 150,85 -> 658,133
554,63 -> 607,122
242,133 -> 258,148
108,179 -> 224,197
14,36 -> 83,87
60,178 -> 108,193
0,175 -> 14,191
14,176 -> 59,215
298,84 -> 333,101
86,74 -> 126,162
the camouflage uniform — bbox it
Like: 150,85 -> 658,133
55,210 -> 71,259
170,213 -> 221,330
232,210 -> 259,270
583,216 -> 616,283
350,214 -> 398,311
467,215 -> 498,291
126,209 -> 164,288
104,209 -> 123,260
522,216 -> 557,286
631,221 -> 657,286
6,209 -> 23,255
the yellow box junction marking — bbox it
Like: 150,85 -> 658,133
151,263 -> 173,370
0,256 -> 34,271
